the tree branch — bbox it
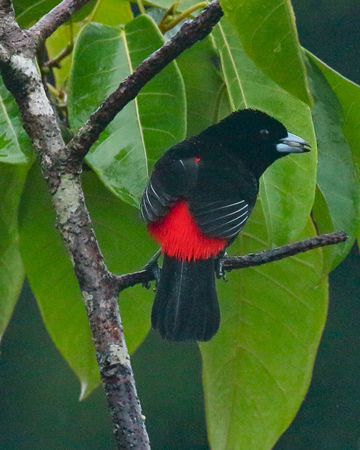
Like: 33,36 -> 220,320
29,0 -> 93,48
0,10 -> 150,450
0,1 -> 347,448
223,230 -> 348,270
0,0 -> 13,15
114,231 -> 348,290
67,0 -> 224,161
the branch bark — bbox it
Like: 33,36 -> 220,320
0,6 -> 150,450
0,1 -> 348,449
29,0 -> 94,48
114,231 -> 348,290
222,230 -> 347,270
67,0 -> 224,161
0,1 -> 226,447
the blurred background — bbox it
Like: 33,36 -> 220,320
1,1 -> 360,448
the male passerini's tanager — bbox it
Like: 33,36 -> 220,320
140,109 -> 310,342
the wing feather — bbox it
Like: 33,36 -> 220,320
140,158 -> 199,223
141,151 -> 258,241
190,199 -> 249,239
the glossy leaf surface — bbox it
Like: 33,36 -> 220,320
219,0 -> 312,106
14,0 -> 60,28
213,17 -> 317,246
89,0 -> 133,25
68,16 -> 186,206
199,17 -> 327,450
306,57 -> 359,272
0,80 -> 31,164
307,52 -> 360,249
176,36 -> 226,137
201,208 -> 328,450
0,164 -> 27,342
146,0 -> 203,12
19,164 -> 155,398
46,1 -> 133,89
14,0 -> 103,27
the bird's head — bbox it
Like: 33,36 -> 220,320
202,109 -> 311,178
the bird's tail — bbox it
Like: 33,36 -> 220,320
151,254 -> 220,342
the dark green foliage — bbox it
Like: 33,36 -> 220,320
1,1 -> 360,448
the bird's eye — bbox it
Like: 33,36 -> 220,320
260,129 -> 269,135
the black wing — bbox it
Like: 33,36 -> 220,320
140,157 -> 199,223
188,154 -> 258,240
190,199 -> 250,239
141,152 -> 258,241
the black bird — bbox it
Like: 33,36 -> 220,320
140,109 -> 310,342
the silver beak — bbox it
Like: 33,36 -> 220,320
276,132 -> 311,153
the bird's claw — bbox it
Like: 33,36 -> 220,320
215,251 -> 228,281
151,263 -> 161,287
143,249 -> 162,289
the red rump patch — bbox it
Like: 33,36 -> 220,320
148,201 -> 226,261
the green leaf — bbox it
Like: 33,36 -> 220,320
201,209 -> 328,450
146,0 -> 203,11
68,16 -> 186,206
199,19 -> 326,449
19,163 -> 99,399
0,164 -> 27,342
46,22 -> 85,89
46,2 -> 133,88
213,17 -> 317,246
89,0 -> 133,25
305,57 -> 359,272
306,51 -> 360,249
0,79 -> 32,164
176,36 -> 227,137
14,0 -> 60,28
14,0 -> 97,28
219,0 -> 312,106
19,163 -> 155,398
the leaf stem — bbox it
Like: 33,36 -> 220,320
43,42 -> 73,68
159,2 -> 208,33
137,0 -> 146,15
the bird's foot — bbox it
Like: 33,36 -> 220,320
215,250 -> 228,281
143,248 -> 162,289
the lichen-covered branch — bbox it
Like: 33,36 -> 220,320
29,0 -> 94,48
0,1 -> 225,447
0,7 -> 150,450
113,231 -> 348,290
0,0 -> 348,449
67,0 -> 224,161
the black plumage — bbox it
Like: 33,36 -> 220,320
141,109 -> 310,342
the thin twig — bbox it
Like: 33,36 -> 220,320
29,0 -> 93,48
159,2 -> 208,33
113,231 -> 348,290
67,0 -> 223,161
223,230 -> 348,270
43,42 -> 73,68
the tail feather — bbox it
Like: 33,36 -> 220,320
151,255 -> 220,341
